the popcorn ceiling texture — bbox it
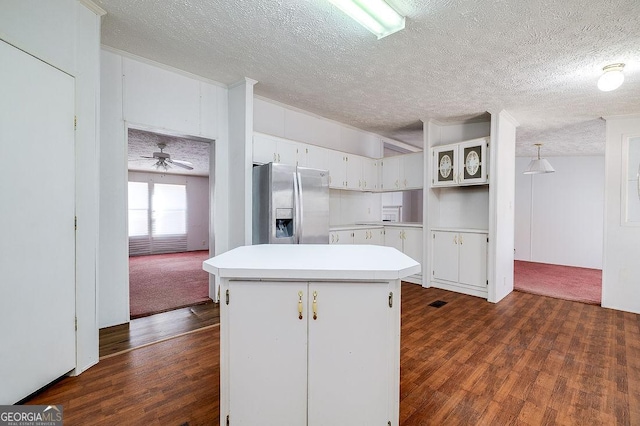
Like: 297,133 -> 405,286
127,129 -> 210,176
97,0 -> 640,156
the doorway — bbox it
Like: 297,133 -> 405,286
127,128 -> 214,318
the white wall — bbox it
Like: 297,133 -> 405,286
128,172 -> 210,251
99,49 -> 228,327
0,0 -> 103,375
488,111 -> 517,303
254,97 -> 384,158
602,115 -> 640,314
514,156 -> 605,269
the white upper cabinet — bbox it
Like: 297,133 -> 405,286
381,153 -> 423,191
381,156 -> 401,190
253,133 -> 297,165
345,154 -> 364,190
432,137 -> 488,187
402,152 -> 424,189
298,143 -> 329,171
329,150 -> 347,189
362,158 -> 380,191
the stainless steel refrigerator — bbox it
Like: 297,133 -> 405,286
253,163 -> 330,244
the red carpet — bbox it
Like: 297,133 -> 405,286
514,260 -> 602,305
129,250 -> 212,318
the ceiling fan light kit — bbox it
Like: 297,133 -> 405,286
524,143 -> 555,175
328,0 -> 405,39
597,63 -> 625,92
141,142 -> 194,171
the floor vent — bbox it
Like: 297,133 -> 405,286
428,300 -> 448,308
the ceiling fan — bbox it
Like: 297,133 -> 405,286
140,142 -> 194,171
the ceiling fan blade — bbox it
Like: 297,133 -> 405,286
167,158 -> 194,170
140,156 -> 155,159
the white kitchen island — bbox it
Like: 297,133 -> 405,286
203,244 -> 420,426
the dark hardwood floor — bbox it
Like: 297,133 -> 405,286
28,284 -> 640,425
99,301 -> 220,358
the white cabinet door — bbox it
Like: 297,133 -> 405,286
353,229 -> 368,244
403,228 -> 423,264
1,41 -> 76,404
432,231 -> 459,282
362,158 -> 379,191
370,228 -> 384,246
330,230 -> 353,244
329,150 -> 347,189
308,282 -> 392,425
227,281 -> 308,425
277,139 -> 298,165
253,133 -> 278,164
402,152 -> 424,189
381,156 -> 400,191
385,228 -> 404,253
345,154 -> 364,190
432,145 -> 458,187
458,138 -> 488,185
458,232 -> 487,288
301,144 -> 329,171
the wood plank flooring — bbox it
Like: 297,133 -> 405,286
27,284 -> 640,425
99,302 -> 220,358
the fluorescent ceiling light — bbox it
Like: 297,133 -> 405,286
523,144 -> 555,175
329,0 -> 405,39
597,63 -> 625,92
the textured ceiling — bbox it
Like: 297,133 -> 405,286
128,129 -> 210,176
97,0 -> 640,157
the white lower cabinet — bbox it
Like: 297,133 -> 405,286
224,280 -> 399,426
330,229 -> 352,244
353,227 -> 384,245
384,226 -> 423,284
385,227 -> 423,265
432,230 -> 488,296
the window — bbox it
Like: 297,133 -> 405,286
128,181 -> 187,255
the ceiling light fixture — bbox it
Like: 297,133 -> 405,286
328,0 -> 405,39
523,143 -> 555,175
597,63 -> 625,92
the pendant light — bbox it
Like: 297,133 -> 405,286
523,144 -> 555,175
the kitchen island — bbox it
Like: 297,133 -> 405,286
203,244 -> 420,426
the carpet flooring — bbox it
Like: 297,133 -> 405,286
514,260 -> 602,305
129,250 -> 212,318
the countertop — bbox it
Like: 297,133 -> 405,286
330,222 -> 423,231
203,244 -> 421,281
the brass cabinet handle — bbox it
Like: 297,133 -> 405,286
454,235 -> 458,244
298,291 -> 304,320
460,234 -> 464,245
312,291 -> 318,320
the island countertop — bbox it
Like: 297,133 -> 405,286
203,244 -> 420,281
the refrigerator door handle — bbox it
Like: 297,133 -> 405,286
294,171 -> 304,243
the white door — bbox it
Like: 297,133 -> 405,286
276,139 -> 297,165
0,41 -> 76,404
227,281 -> 307,425
362,158 -> 379,190
432,231 -> 459,282
308,282 -> 391,425
458,232 -> 488,288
